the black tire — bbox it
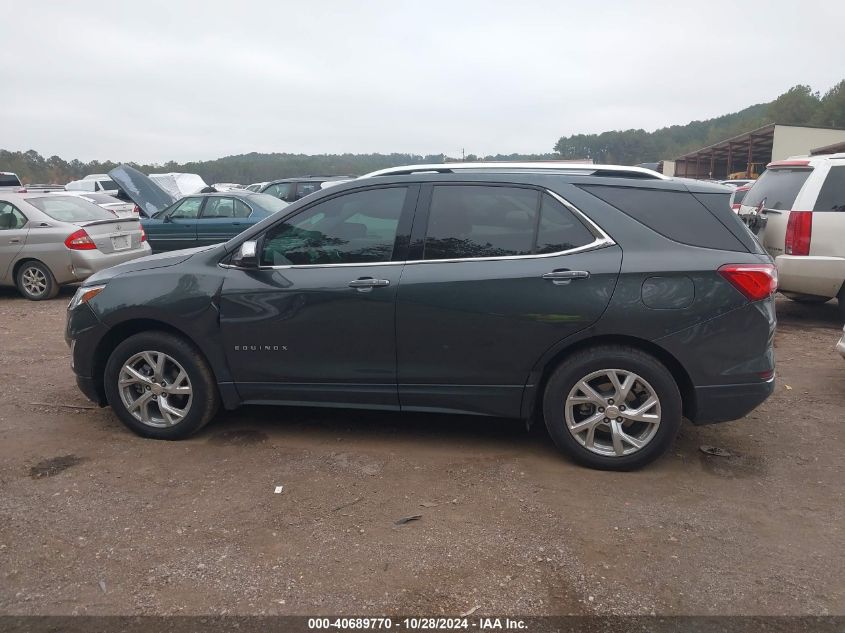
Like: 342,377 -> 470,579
16,260 -> 59,301
542,345 -> 682,471
104,331 -> 219,439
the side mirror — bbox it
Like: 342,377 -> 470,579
163,214 -> 173,223
233,240 -> 258,268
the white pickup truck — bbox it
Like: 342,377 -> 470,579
0,172 -> 25,192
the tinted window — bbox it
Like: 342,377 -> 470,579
27,196 -> 114,222
582,185 -> 746,252
742,168 -> 812,210
0,202 -> 27,229
263,182 -> 292,200
295,182 -> 322,199
0,174 -> 22,187
98,180 -> 118,191
536,194 -> 595,254
202,197 -> 235,218
733,188 -> 749,205
423,185 -> 539,260
260,187 -> 407,266
813,166 -> 845,211
169,198 -> 202,219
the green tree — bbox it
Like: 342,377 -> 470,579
766,84 -> 821,125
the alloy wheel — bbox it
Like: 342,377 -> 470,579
564,369 -> 661,457
21,267 -> 48,297
118,351 -> 193,428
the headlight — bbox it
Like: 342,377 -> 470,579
68,284 -> 106,310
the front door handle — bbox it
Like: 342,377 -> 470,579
542,270 -> 590,285
348,277 -> 390,292
9,238 -> 21,244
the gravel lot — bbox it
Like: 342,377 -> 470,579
0,288 -> 843,616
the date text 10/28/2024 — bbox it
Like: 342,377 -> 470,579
307,618 -> 527,630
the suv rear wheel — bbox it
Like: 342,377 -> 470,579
104,332 -> 219,439
543,345 -> 682,470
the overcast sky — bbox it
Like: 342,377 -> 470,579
2,0 -> 843,163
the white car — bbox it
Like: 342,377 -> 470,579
65,177 -> 120,195
738,153 -> 845,319
720,179 -> 754,188
51,191 -> 137,218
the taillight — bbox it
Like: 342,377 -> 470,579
718,264 -> 778,301
133,204 -> 141,215
784,211 -> 812,256
731,204 -> 740,213
17,187 -> 27,193
64,229 -> 97,250
140,227 -> 147,242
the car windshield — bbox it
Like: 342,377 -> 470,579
742,168 -> 812,210
249,193 -> 290,214
27,196 -> 116,222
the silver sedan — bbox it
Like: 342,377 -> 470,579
0,193 -> 152,300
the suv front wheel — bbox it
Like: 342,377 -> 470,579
543,345 -> 682,470
104,332 -> 220,439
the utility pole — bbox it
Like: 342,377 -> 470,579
461,148 -> 465,161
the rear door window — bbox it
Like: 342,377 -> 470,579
742,168 -> 812,210
813,165 -> 845,211
263,183 -> 292,201
422,185 -> 595,261
0,202 -> 28,229
201,197 -> 235,218
295,182 -> 322,200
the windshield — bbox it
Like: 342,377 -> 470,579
742,168 -> 812,210
27,196 -> 116,222
249,193 -> 290,214
99,180 -> 118,191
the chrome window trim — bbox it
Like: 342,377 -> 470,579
219,188 -> 615,271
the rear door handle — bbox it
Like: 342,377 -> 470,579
543,270 -> 590,285
348,278 -> 390,292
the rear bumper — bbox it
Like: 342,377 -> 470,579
688,378 -> 775,425
776,255 -> 845,299
69,244 -> 153,282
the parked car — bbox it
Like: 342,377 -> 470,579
1,172 -> 25,192
65,177 -> 120,194
66,162 -> 776,470
738,153 -> 845,319
51,191 -> 137,218
0,193 -> 150,300
109,165 -> 288,253
259,176 -> 353,203
729,184 -> 752,213
148,172 -> 207,198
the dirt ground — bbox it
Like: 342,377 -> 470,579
0,287 -> 843,616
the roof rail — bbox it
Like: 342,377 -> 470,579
359,162 -> 668,180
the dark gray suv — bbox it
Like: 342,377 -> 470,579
66,163 -> 777,470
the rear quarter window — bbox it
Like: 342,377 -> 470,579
742,168 -> 812,210
813,165 -> 845,211
580,185 -> 746,252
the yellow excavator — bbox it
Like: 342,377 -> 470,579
728,162 -> 763,180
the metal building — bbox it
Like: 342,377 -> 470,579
672,124 -> 845,179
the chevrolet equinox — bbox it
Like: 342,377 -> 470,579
66,163 -> 777,470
